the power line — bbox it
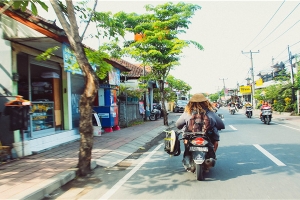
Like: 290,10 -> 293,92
242,0 -> 286,51
253,2 -> 300,50
260,19 -> 300,50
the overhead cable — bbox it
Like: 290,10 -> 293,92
253,2 -> 300,50
242,0 -> 286,51
260,19 -> 300,50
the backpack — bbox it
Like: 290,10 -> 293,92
187,109 -> 206,133
164,130 -> 181,156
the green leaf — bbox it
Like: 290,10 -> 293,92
37,1 -> 48,11
20,1 -> 29,12
12,1 -> 22,9
31,3 -> 37,15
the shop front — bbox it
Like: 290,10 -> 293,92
17,54 -> 62,140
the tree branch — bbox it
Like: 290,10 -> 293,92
65,0 -> 80,43
49,0 -> 71,36
80,0 -> 97,41
0,0 -> 14,15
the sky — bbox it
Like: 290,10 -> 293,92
40,1 -> 300,94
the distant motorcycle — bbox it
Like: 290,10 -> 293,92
245,106 -> 253,118
229,106 -> 236,115
261,106 -> 272,125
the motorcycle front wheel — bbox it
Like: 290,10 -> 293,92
248,112 -> 252,118
196,164 -> 204,181
149,115 -> 156,121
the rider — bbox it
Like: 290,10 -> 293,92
244,101 -> 252,115
175,93 -> 224,156
228,101 -> 238,113
260,101 -> 272,119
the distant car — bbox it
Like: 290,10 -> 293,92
173,100 -> 188,113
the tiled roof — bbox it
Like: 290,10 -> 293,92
109,58 -> 148,78
2,6 -> 150,78
134,64 -> 152,73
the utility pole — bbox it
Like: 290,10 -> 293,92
288,45 -> 296,103
219,78 -> 227,102
242,50 -> 259,108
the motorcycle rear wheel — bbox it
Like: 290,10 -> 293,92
266,116 -> 270,125
196,164 -> 204,181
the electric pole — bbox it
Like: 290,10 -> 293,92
242,50 -> 259,108
288,45 -> 296,103
219,78 -> 228,101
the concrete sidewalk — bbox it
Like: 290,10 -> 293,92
0,115 -> 177,200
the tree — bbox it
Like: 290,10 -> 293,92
166,75 -> 191,101
2,0 -> 125,176
116,2 -> 203,125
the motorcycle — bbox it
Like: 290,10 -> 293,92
229,105 -> 236,115
181,131 -> 216,181
245,106 -> 253,118
261,106 -> 272,125
149,104 -> 162,121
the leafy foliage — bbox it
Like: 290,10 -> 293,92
254,82 -> 296,112
115,2 -> 203,124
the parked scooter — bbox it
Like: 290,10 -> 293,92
245,106 -> 253,118
149,104 -> 162,121
261,106 -> 272,125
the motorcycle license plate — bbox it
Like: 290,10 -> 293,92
263,111 -> 271,115
189,146 -> 208,152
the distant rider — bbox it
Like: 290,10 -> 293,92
228,101 -> 238,113
244,101 -> 252,115
260,101 -> 272,119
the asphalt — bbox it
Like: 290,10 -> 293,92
0,110 -> 299,200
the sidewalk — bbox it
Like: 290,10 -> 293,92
0,115 -> 178,200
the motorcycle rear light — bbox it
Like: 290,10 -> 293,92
191,137 -> 207,146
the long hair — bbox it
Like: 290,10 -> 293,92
184,100 -> 214,115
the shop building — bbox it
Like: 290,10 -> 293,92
0,7 -> 131,155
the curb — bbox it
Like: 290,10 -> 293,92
14,122 -> 176,200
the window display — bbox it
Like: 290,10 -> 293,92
31,101 -> 55,132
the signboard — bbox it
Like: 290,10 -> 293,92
239,86 -> 252,94
108,68 -> 120,86
62,43 -> 96,75
255,78 -> 263,86
97,113 -> 109,118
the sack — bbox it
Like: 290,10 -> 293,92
164,130 -> 181,156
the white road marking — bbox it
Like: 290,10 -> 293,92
273,122 -> 300,131
253,144 -> 286,166
98,143 -> 163,200
229,125 -> 237,130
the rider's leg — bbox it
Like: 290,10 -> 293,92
213,141 -> 218,152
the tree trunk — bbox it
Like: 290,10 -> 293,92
50,0 -> 99,176
73,50 -> 98,176
159,80 -> 168,126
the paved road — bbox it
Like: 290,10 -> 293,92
44,108 -> 300,199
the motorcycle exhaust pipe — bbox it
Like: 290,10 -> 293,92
204,158 -> 216,169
